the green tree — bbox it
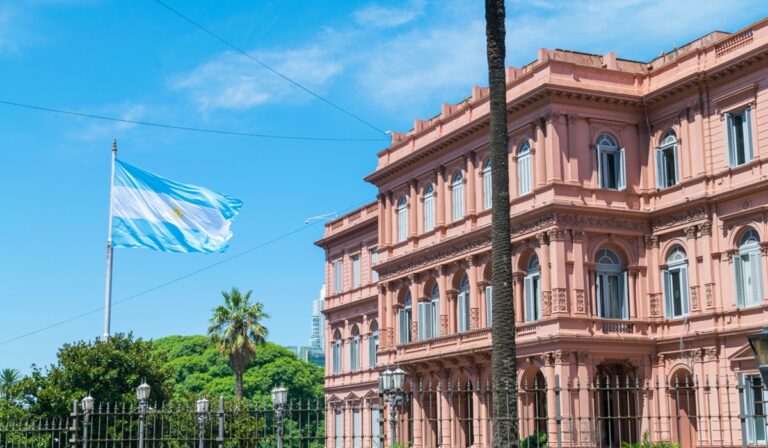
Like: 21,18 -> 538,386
18,333 -> 173,416
485,0 -> 518,446
0,368 -> 20,400
208,288 -> 270,401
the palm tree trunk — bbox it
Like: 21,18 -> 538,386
235,370 -> 244,401
485,1 -> 518,446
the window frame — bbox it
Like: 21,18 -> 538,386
349,327 -> 360,373
741,373 -> 768,445
662,247 -> 689,319
524,255 -> 542,322
595,248 -> 629,319
423,183 -> 435,232
451,171 -> 464,221
369,249 -> 378,283
397,195 -> 408,242
735,229 -> 763,309
725,107 -> 754,168
595,133 -> 626,191
457,274 -> 471,332
398,292 -> 413,344
482,158 -> 492,209
368,322 -> 378,368
332,259 -> 343,294
518,141 -> 532,196
655,130 -> 679,189
351,254 -> 361,288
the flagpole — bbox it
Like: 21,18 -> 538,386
103,139 -> 117,340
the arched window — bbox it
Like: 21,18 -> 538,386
483,158 -> 492,209
349,326 -> 360,373
368,321 -> 378,368
518,141 -> 532,195
397,195 -> 408,242
524,254 -> 542,322
596,133 -> 626,191
452,172 -> 464,221
726,107 -> 754,167
398,291 -> 413,344
423,184 -> 435,232
662,246 -> 689,319
735,228 -> 763,308
457,274 -> 471,332
595,248 -> 628,319
656,130 -> 679,189
419,283 -> 440,340
332,331 -> 342,374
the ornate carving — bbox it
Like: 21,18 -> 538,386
575,289 -> 585,312
644,235 -> 660,249
705,283 -> 714,307
555,214 -> 649,233
652,208 -> 707,231
699,221 -> 713,236
689,349 -> 704,362
570,229 -> 584,242
379,237 -> 491,280
542,352 -> 554,366
554,350 -> 566,364
705,347 -> 719,360
536,232 -> 550,245
690,286 -> 699,311
685,225 -> 698,240
379,328 -> 389,348
470,308 -> 480,330
411,321 -> 418,341
649,293 -> 661,317
552,288 -> 567,312
440,315 -> 449,336
542,291 -> 552,316
549,228 -> 566,242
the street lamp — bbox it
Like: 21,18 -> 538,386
81,394 -> 94,448
748,326 -> 768,389
136,381 -> 150,448
271,386 -> 288,448
195,398 -> 209,448
379,367 -> 406,446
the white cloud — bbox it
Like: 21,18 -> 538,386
173,46 -> 342,112
0,7 -> 19,53
76,104 -> 147,142
353,0 -> 427,28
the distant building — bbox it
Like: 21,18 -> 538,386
311,285 -> 326,350
286,344 -> 325,368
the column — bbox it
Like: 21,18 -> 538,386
447,289 -> 458,334
471,373 -> 482,448
538,232 -> 552,317
699,221 -> 716,311
466,152 -> 477,220
345,401 -> 352,448
413,376 -> 423,448
571,230 -> 586,315
384,192 -> 393,250
685,225 -> 701,312
541,353 -> 557,446
575,352 -> 592,445
362,400 -> 371,448
377,193 -> 386,249
554,351 -> 572,446
535,119 -> 546,188
629,269 -> 638,319
468,257 -> 480,329
328,406 -> 336,448
438,266 -> 449,336
436,166 -> 446,234
548,229 -> 567,315
477,281 -> 488,328
378,285 -> 388,349
409,180 -> 418,241
645,235 -> 661,319
513,272 -> 525,323
440,375 -> 452,447
410,274 -> 420,342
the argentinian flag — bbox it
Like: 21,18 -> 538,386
111,160 -> 243,253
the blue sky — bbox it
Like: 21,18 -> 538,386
0,0 -> 764,373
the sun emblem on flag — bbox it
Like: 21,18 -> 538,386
173,207 -> 184,219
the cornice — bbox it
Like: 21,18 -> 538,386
314,214 -> 378,249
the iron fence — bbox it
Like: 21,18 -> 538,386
1,375 -> 766,447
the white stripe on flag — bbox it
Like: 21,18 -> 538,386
111,185 -> 231,241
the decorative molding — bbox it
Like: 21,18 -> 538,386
379,237 -> 491,280
705,347 -> 719,361
549,228 -> 566,242
699,221 -> 713,236
649,293 -> 661,317
570,229 -> 584,242
705,283 -> 714,308
552,288 -> 567,312
685,225 -> 698,240
652,208 -> 707,232
536,231 -> 550,245
411,321 -> 418,342
690,286 -> 700,311
542,291 -> 552,316
379,328 -> 389,348
574,289 -> 585,313
440,315 -> 449,336
470,308 -> 480,330
644,235 -> 660,249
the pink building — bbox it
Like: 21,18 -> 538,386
316,17 -> 768,448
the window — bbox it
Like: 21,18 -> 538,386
735,229 -> 763,308
662,247 -> 689,319
371,407 -> 382,448
397,195 -> 408,242
368,321 -> 378,368
349,326 -> 360,373
595,248 -> 628,319
656,130 -> 679,188
424,184 -> 435,232
333,259 -> 343,293
518,141 -> 532,195
457,274 -> 470,332
483,158 -> 492,209
398,292 -> 412,344
524,255 -> 542,322
419,284 -> 440,340
352,255 -> 360,288
332,332 -> 342,374
353,407 -> 362,448
741,374 -> 767,445
726,108 -> 754,167
370,249 -> 379,282
596,133 -> 626,190
452,172 -> 464,221
334,410 -> 343,448
485,284 -> 493,327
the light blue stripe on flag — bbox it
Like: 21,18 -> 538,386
111,159 -> 243,253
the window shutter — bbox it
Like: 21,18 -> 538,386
662,269 -> 672,319
368,336 -> 376,368
335,411 -> 343,448
672,144 -> 680,185
485,285 -> 493,327
457,293 -> 467,332
751,250 -> 763,305
370,251 -> 378,282
655,148 -> 664,189
484,171 -> 492,209
425,302 -> 434,339
596,147 -> 603,188
425,195 -> 434,231
622,270 -> 629,319
595,273 -> 602,317
680,266 -> 689,316
741,374 -> 755,444
725,113 -> 735,167
353,409 -> 361,448
417,303 -> 426,340
618,147 -> 626,191
745,108 -> 754,161
524,276 -> 534,322
735,255 -> 745,308
398,309 -> 406,344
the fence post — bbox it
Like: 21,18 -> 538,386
737,378 -> 748,448
217,397 -> 225,448
554,374 -> 562,448
69,399 -> 79,447
378,391 -> 385,448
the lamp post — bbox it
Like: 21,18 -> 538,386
271,386 -> 288,448
196,398 -> 209,448
136,381 -> 150,448
379,368 -> 406,447
81,394 -> 94,448
748,326 -> 768,389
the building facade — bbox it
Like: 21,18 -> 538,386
317,17 -> 768,448
312,286 -> 328,351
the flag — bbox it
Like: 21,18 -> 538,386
110,159 -> 243,253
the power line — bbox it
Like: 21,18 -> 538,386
0,200 -> 368,345
153,0 -> 389,138
0,100 -> 386,142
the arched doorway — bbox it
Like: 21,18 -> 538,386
594,363 -> 639,447
520,368 -> 547,443
669,369 -> 698,448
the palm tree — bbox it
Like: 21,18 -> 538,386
0,368 -> 20,400
208,288 -> 270,401
485,0 -> 518,446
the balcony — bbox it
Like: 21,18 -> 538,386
393,327 -> 493,362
